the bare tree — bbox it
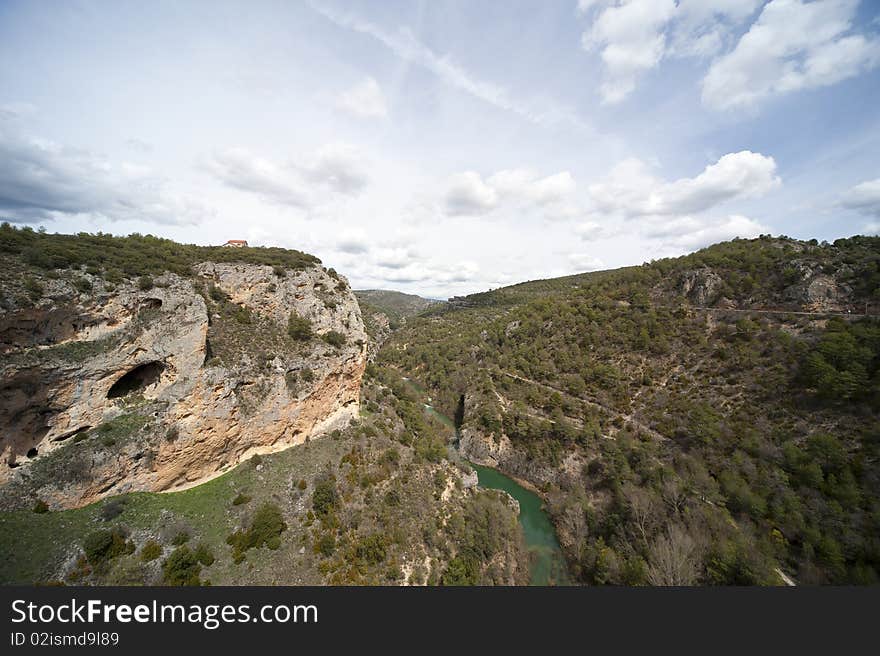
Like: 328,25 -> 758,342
623,483 -> 658,550
661,477 -> 688,515
647,523 -> 701,586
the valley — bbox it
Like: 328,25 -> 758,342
1,227 -> 878,586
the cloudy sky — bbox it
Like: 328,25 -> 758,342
1,0 -> 879,298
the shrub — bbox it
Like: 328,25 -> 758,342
322,331 -> 346,348
316,532 -> 336,557
83,529 -> 135,568
23,276 -> 44,300
100,498 -> 127,521
193,543 -> 215,567
232,493 -> 251,506
273,266 -> 286,277
171,531 -> 190,546
285,370 -> 298,393
32,499 -> 49,514
137,276 -> 154,291
288,312 -> 313,340
72,277 -> 92,293
140,540 -> 163,562
0,224 -> 321,278
247,504 -> 286,549
208,284 -> 225,302
162,546 -> 202,586
441,550 -> 481,586
312,476 -> 338,517
226,503 -> 287,562
354,533 -> 388,565
300,367 -> 314,383
297,479 -> 308,491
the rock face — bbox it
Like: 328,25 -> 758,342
0,261 -> 367,509
459,427 -> 571,485
783,268 -> 850,312
363,311 -> 391,361
678,268 -> 723,306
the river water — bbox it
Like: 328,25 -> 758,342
408,380 -> 569,585
468,462 -> 570,585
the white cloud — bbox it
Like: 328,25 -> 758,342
204,142 -> 369,208
841,177 -> 880,218
0,129 -> 208,225
336,228 -> 370,254
643,213 -> 770,250
311,2 -> 590,131
577,0 -> 761,103
204,148 -> 311,208
488,169 -> 577,206
581,0 -> 677,104
578,151 -> 776,255
577,0 -> 611,15
444,171 -> 499,216
336,76 -> 388,119
578,0 -> 877,107
300,142 -> 370,195
588,150 -> 780,218
374,247 -> 419,270
702,0 -> 880,111
577,0 -> 759,103
567,252 -> 606,271
444,168 -> 577,217
670,0 -> 764,58
575,219 -> 619,240
345,251 -> 480,289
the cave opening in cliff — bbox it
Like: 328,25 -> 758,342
139,298 -> 162,311
107,361 -> 165,399
26,447 -> 38,458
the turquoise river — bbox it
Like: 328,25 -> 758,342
408,380 -> 569,585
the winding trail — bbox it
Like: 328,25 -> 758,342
497,371 -> 668,442
667,305 -> 873,319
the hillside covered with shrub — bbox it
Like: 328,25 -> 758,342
379,235 -> 880,585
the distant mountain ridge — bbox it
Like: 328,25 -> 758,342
354,289 -> 443,323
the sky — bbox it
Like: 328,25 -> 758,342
1,0 -> 879,298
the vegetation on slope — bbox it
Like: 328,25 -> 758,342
379,236 -> 880,585
354,290 -> 442,326
0,223 -> 320,283
0,375 -> 525,586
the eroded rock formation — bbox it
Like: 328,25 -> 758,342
0,261 -> 367,509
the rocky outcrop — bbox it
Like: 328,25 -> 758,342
459,426 -> 581,489
0,261 -> 367,509
363,311 -> 391,361
678,268 -> 723,306
783,267 -> 850,312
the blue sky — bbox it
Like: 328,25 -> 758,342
1,0 -> 879,297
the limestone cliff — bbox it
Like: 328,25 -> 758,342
0,259 -> 367,510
